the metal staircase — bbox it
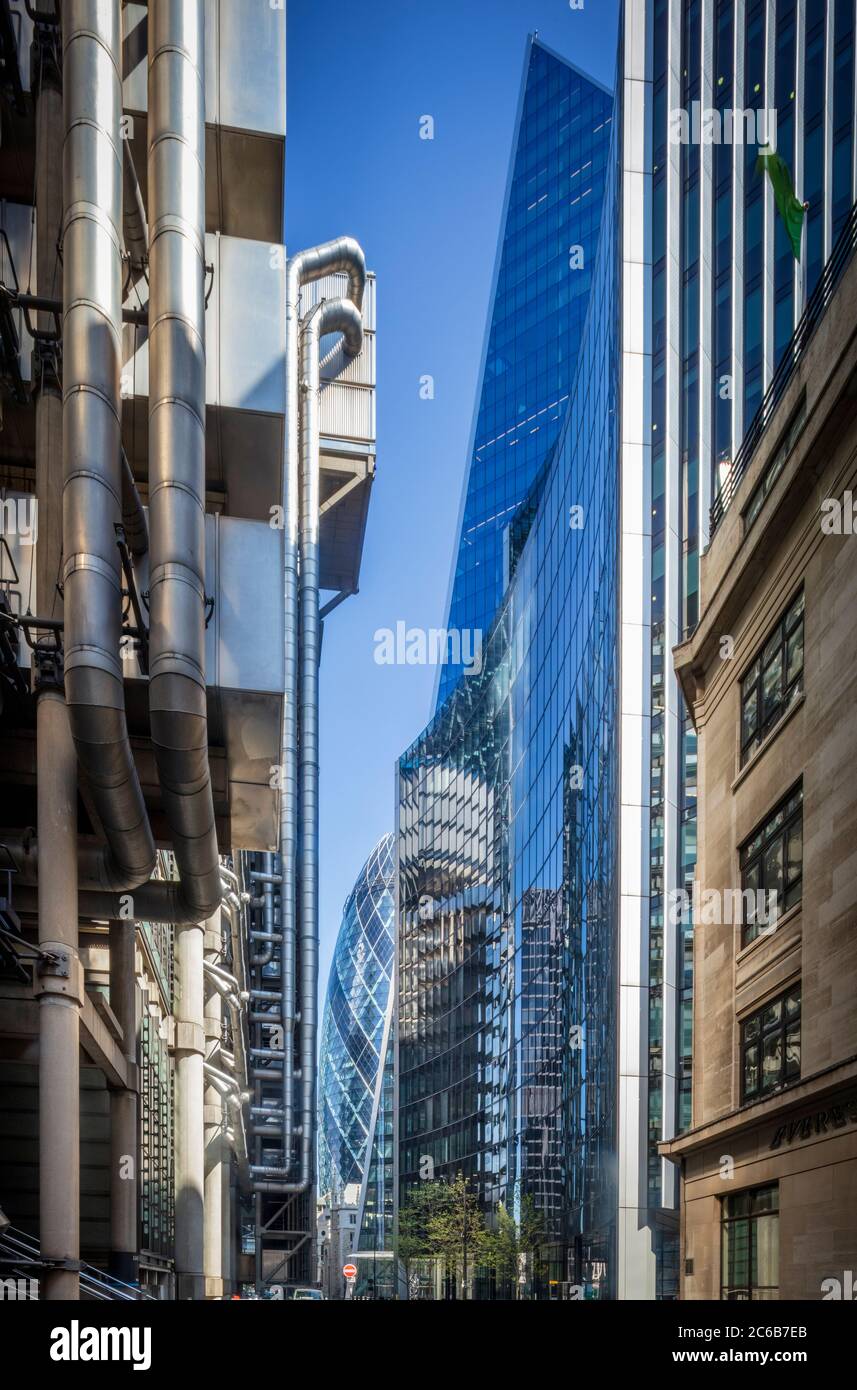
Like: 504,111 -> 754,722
0,1226 -> 156,1301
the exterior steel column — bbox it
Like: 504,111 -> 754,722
174,918 -> 205,1299
36,693 -> 81,1301
33,9 -> 80,1304
109,921 -> 138,1283
203,913 -> 224,1299
221,1151 -> 233,1295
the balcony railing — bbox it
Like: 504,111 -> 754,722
710,198 -> 857,537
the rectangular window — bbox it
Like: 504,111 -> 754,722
741,986 -> 801,1102
739,590 -> 804,763
721,1184 -> 779,1299
739,784 -> 803,945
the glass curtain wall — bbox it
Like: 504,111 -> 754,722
439,40 -> 613,702
398,104 -> 621,1299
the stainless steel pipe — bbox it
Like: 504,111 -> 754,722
63,0 -> 156,894
251,258 -> 364,1193
147,0 -> 221,921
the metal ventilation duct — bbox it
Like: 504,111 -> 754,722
62,0 -> 156,894
146,0 -> 221,920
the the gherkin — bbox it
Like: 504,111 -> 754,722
318,834 -> 396,1199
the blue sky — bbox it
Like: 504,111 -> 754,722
285,0 -> 620,997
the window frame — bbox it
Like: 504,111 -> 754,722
721,1183 -> 780,1300
739,782 -> 803,946
739,589 -> 805,766
740,984 -> 801,1103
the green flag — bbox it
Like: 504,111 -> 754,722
756,146 -> 806,260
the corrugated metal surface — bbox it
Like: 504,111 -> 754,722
320,330 -> 376,388
319,382 -> 374,444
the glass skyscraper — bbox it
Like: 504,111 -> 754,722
397,0 -> 853,1300
438,39 -> 612,702
318,835 -> 396,1202
398,34 -> 619,1297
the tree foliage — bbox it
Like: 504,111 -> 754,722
395,1179 -> 547,1299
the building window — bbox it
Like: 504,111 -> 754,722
740,591 -> 804,765
739,784 -> 803,945
721,1184 -> 779,1299
741,986 -> 801,1102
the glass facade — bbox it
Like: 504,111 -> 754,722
398,90 -> 620,1296
396,0 -> 853,1301
438,39 -> 613,703
353,1030 -> 396,1298
318,834 -> 396,1199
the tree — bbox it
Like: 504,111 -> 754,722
394,1180 -> 450,1299
483,1202 -> 519,1295
483,1196 -> 547,1299
395,1174 -> 488,1299
424,1173 -> 487,1300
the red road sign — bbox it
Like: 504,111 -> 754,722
342,1263 -> 357,1279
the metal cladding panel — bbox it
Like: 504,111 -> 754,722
118,513 -> 282,695
121,0 -> 286,138
212,0 -> 286,137
0,201 -> 34,382
206,513 -> 284,695
122,235 -> 286,416
216,235 -> 286,413
300,271 -> 377,333
319,382 -> 374,445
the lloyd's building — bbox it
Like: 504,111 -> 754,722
396,0 -> 855,1299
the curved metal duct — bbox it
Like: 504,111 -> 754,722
62,0 -> 156,894
146,0 -> 221,920
256,237 -> 366,1194
249,854 -> 276,967
251,277 -> 365,1194
295,298 -> 362,1181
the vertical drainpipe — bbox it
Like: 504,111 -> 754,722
109,921 -> 139,1284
